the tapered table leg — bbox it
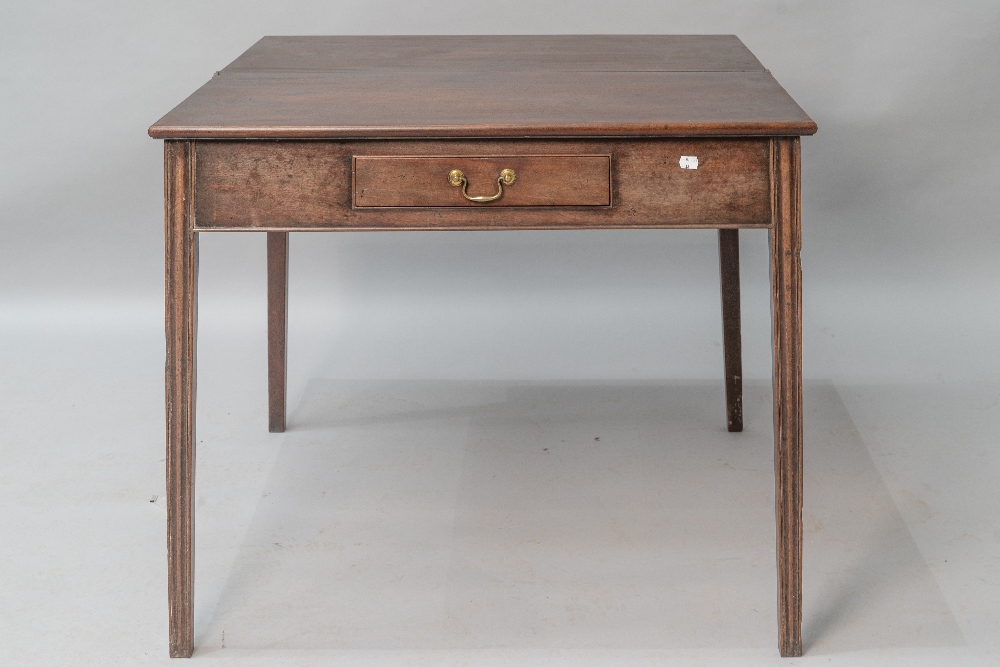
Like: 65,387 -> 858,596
267,232 -> 288,433
770,137 -> 804,657
165,140 -> 198,658
718,229 -> 744,432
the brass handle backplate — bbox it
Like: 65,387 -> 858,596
448,168 -> 516,203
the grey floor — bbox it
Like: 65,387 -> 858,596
2,244 -> 999,666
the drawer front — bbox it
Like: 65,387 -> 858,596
354,155 -> 611,207
195,139 -> 772,230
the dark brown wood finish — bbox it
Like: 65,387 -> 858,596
267,232 -> 288,433
354,155 -> 611,208
195,139 -> 772,230
149,70 -> 815,139
224,35 -> 768,72
149,36 -> 816,140
770,136 -> 804,657
153,35 -> 815,658
718,229 -> 743,432
164,140 -> 197,658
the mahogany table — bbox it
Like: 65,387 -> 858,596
150,35 -> 816,658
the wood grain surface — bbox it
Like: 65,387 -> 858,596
770,136 -> 804,657
354,155 -> 611,207
148,36 -> 816,139
164,140 -> 197,659
224,35 -> 767,72
194,139 -> 772,230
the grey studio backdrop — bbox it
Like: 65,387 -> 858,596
2,2 -> 1000,666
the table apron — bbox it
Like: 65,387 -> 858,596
189,138 -> 777,231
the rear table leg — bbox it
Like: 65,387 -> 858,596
267,232 -> 288,433
719,228 -> 744,432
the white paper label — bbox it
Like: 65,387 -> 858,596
679,155 -> 699,170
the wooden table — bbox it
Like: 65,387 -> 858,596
150,35 -> 816,658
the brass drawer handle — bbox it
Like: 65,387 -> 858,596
448,168 -> 516,203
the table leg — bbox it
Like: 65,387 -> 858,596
165,140 -> 198,658
718,229 -> 743,432
770,137 -> 803,657
267,232 -> 288,433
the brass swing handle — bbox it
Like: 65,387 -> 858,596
448,168 -> 517,203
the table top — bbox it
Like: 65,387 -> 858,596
149,35 -> 816,140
